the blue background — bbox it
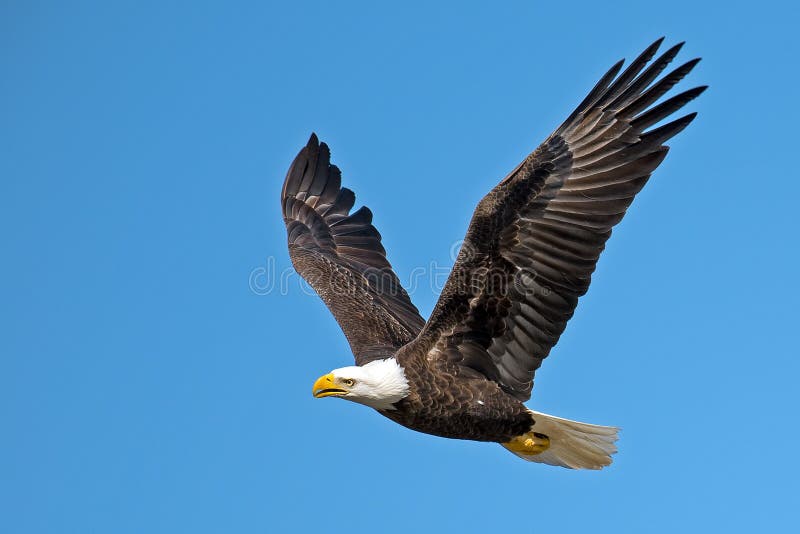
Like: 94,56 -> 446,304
3,1 -> 798,532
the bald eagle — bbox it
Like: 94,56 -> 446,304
281,39 -> 704,469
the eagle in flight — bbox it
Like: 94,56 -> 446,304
281,39 -> 704,469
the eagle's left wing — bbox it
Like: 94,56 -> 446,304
397,39 -> 705,400
282,134 -> 425,364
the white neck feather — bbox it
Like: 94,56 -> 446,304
332,358 -> 409,411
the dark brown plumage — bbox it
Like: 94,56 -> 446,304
282,39 -> 705,467
282,140 -> 425,364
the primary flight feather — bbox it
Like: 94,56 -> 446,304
281,38 -> 705,469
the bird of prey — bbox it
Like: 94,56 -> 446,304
281,38 -> 704,469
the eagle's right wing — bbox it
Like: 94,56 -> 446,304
282,134 -> 425,365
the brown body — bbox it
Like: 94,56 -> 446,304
385,354 -> 534,442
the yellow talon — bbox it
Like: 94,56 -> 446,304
503,432 -> 551,455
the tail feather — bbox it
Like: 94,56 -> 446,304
502,410 -> 620,470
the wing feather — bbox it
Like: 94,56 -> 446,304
282,134 -> 425,364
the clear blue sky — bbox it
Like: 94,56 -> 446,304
2,1 -> 798,532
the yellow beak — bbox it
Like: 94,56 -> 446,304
312,373 -> 347,398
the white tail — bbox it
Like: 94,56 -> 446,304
502,410 -> 620,469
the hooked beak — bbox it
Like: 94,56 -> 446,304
312,373 -> 348,398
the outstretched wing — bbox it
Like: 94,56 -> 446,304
399,39 -> 705,400
282,134 -> 425,364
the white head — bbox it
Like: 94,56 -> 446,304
312,358 -> 409,411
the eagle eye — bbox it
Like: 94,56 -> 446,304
341,378 -> 355,387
